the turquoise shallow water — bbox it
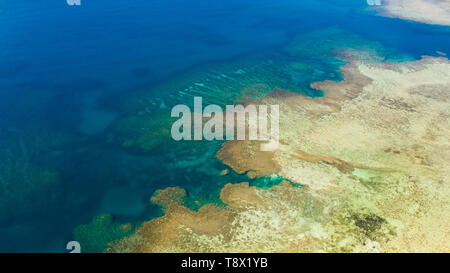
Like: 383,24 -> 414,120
0,0 -> 449,252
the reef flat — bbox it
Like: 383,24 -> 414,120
374,0 -> 450,26
105,54 -> 450,253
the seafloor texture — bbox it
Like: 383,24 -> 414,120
105,53 -> 450,253
373,0 -> 450,26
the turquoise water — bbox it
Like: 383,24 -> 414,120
0,0 -> 449,252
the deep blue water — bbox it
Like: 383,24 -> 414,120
0,0 -> 449,252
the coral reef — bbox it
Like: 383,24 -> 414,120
151,187 -> 187,209
74,214 -> 135,253
106,55 -> 450,252
372,0 -> 450,26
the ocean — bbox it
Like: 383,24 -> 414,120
0,0 -> 449,252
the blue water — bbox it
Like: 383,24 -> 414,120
0,0 -> 449,252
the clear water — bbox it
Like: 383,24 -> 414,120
0,0 -> 449,252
